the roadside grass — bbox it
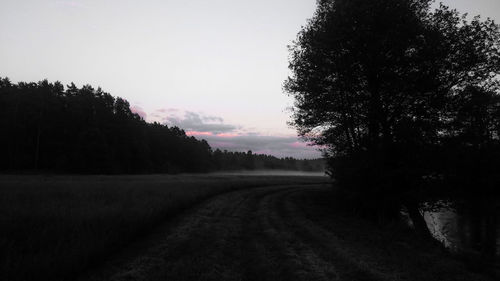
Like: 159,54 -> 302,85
0,174 -> 328,281
297,188 -> 496,281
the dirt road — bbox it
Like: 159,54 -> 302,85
82,184 -> 490,281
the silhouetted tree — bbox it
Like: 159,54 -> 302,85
0,79 -> 210,174
285,0 -> 500,232
0,78 -> 325,174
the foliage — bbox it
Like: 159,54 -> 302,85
0,78 -> 323,174
285,0 -> 500,218
212,149 -> 325,171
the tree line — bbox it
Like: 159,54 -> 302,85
211,149 -> 324,171
285,0 -> 500,244
0,77 -> 323,174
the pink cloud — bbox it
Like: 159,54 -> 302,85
130,105 -> 147,120
289,141 -> 306,148
215,133 -> 240,138
186,131 -> 213,136
288,141 -> 317,148
186,131 -> 243,138
115,105 -> 322,158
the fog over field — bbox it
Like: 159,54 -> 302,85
210,170 -> 327,177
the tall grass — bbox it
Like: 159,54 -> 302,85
0,174 -> 328,281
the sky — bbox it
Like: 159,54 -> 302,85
1,0 -> 499,159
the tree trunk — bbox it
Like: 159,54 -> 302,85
482,202 -> 497,263
406,201 -> 433,240
34,100 -> 44,170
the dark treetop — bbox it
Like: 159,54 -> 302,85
285,0 -> 500,239
0,78 -> 324,174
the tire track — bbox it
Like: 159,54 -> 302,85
82,183 -> 484,281
267,187 -> 391,281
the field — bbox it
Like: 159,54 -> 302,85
81,183 -> 492,281
0,174 -> 329,281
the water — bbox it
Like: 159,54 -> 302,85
423,201 -> 500,263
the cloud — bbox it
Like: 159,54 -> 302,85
133,107 -> 322,159
130,105 -> 147,119
164,111 -> 239,134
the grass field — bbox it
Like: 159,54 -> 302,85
0,174 -> 329,281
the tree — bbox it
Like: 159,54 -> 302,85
0,79 -> 216,174
0,78 -> 324,175
285,0 -> 500,229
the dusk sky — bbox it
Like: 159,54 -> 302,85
1,0 -> 499,158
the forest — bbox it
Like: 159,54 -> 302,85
0,77 -> 324,174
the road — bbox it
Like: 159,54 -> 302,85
82,184 -> 491,281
